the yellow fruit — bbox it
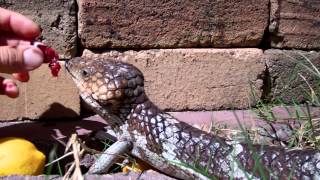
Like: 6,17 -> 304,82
122,161 -> 150,173
0,137 -> 46,176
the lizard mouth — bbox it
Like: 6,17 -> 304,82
80,91 -> 105,112
65,61 -> 77,79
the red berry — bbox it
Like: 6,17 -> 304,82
46,47 -> 58,61
34,42 -> 61,77
36,44 -> 50,63
49,61 -> 61,77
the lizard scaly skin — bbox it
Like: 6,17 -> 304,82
66,57 -> 320,179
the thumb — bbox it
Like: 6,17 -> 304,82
0,46 -> 43,73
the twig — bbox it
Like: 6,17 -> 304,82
45,151 -> 73,167
62,134 -> 85,180
71,134 -> 83,180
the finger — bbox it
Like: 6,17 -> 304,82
12,72 -> 29,82
0,45 -> 43,73
0,32 -> 33,46
3,79 -> 19,98
0,77 -> 19,98
0,8 -> 40,38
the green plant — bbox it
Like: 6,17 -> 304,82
45,143 -> 63,177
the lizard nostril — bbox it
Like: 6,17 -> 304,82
65,59 -> 71,69
65,63 -> 69,72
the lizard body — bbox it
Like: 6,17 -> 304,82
66,57 -> 320,179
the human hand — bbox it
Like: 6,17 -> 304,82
0,8 -> 44,98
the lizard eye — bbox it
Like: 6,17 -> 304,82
81,68 -> 91,77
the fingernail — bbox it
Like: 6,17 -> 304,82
23,48 -> 43,71
5,82 -> 19,98
6,83 -> 14,90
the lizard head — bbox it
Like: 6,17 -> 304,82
66,57 -> 145,121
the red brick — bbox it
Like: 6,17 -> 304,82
82,48 -> 265,110
78,0 -> 269,49
270,0 -> 320,49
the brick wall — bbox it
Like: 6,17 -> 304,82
0,0 -> 319,120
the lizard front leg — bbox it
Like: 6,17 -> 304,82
88,139 -> 133,174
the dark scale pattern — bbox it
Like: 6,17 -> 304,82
166,121 -> 235,178
66,57 -> 320,179
127,97 -> 164,154
235,144 -> 320,179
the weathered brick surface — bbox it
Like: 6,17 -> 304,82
82,48 -> 265,110
78,0 -> 269,49
0,0 -> 77,58
0,61 -> 80,120
270,0 -> 320,49
264,49 -> 320,103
